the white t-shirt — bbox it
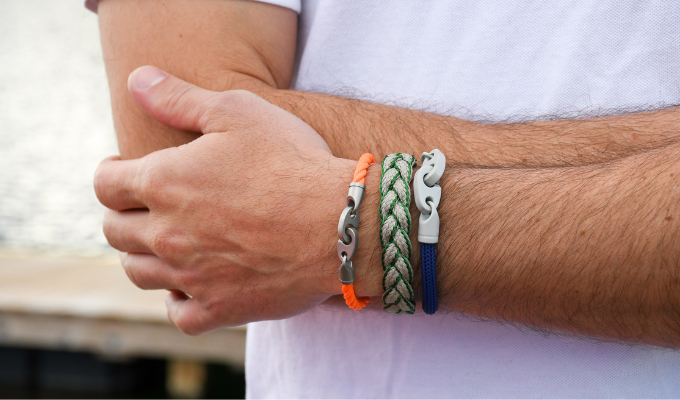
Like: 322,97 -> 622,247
246,1 -> 680,398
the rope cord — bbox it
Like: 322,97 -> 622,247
352,154 -> 374,184
380,153 -> 417,314
420,243 -> 438,314
341,153 -> 375,310
414,149 -> 445,315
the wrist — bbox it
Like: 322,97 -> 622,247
346,160 -> 384,297
317,157 -> 384,298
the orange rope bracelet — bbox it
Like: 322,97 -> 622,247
340,153 -> 375,310
352,153 -> 374,185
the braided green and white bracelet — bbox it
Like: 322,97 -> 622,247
379,153 -> 417,314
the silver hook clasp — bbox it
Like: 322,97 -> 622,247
414,149 -> 446,243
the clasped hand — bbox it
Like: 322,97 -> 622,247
94,66 -> 353,334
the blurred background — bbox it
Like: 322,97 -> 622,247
0,1 -> 245,398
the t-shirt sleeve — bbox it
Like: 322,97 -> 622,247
84,0 -> 300,13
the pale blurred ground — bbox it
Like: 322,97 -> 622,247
0,0 -> 118,256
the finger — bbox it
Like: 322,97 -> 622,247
120,252 -> 177,290
166,291 -> 216,336
103,209 -> 154,253
128,66 -> 255,134
94,156 -> 147,210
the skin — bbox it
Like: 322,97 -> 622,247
96,70 -> 353,332
95,0 -> 680,346
98,0 -> 680,164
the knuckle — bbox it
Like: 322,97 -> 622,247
228,90 -> 260,115
93,157 -> 121,204
101,210 -> 118,247
225,89 -> 257,104
121,258 -> 145,290
179,323 -> 202,337
150,227 -> 190,259
119,252 -> 147,289
93,165 -> 107,200
201,296 -> 219,316
169,311 -> 202,336
162,84 -> 194,115
134,156 -> 168,200
166,305 -> 181,330
201,90 -> 258,132
175,270 -> 198,290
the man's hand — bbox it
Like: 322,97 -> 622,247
94,66 -> 360,334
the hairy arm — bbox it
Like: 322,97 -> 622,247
349,140 -> 680,347
265,90 -> 680,167
98,0 -> 680,165
439,142 -> 680,347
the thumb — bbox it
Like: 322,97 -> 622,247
128,66 -> 232,133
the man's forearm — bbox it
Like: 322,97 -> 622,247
262,88 -> 680,168
382,142 -> 680,347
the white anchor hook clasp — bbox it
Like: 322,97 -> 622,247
415,149 -> 445,243
421,149 -> 445,187
414,165 -> 442,214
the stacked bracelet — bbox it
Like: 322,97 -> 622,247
414,149 -> 446,314
379,153 -> 417,314
337,153 -> 375,310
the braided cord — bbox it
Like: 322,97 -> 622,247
341,153 -> 375,310
420,243 -> 438,314
380,153 -> 417,314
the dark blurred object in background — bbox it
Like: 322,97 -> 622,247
0,347 -> 245,399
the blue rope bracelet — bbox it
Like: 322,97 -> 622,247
414,149 -> 446,315
420,243 -> 438,314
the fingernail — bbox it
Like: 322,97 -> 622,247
131,66 -> 168,90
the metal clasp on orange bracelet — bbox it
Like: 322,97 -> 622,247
336,153 -> 375,310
